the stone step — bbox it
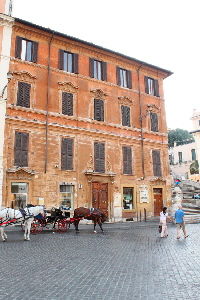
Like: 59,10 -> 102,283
184,215 -> 200,223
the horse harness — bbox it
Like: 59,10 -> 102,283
0,208 -> 34,227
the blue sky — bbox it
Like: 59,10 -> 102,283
12,0 -> 200,131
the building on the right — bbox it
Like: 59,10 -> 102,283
189,109 -> 200,181
169,140 -> 196,179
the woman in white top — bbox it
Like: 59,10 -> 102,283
160,207 -> 170,237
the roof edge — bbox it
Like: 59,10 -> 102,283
14,17 -> 173,77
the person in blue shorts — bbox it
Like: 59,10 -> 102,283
174,205 -> 188,239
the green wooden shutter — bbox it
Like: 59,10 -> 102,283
32,41 -> 38,63
21,132 -> 29,166
154,79 -> 159,97
59,49 -> 64,70
102,61 -> 107,81
14,132 -> 22,166
99,143 -> 105,173
121,105 -> 130,127
17,82 -> 31,108
152,150 -> 162,177
14,132 -> 29,167
123,146 -> 132,174
127,70 -> 132,89
150,113 -> 158,132
89,58 -> 94,77
116,66 -> 120,85
73,53 -> 79,74
15,36 -> 22,58
24,82 -> 31,108
67,138 -> 73,170
94,142 -> 105,173
144,76 -> 149,94
61,138 -> 73,170
62,92 -> 73,116
94,99 -> 104,121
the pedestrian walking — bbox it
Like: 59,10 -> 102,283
174,205 -> 188,239
160,207 -> 170,238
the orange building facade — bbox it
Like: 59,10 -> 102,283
1,16 -> 173,221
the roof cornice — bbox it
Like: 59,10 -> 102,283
14,17 -> 173,78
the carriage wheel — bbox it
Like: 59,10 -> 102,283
21,221 -> 43,234
54,220 -> 70,233
30,221 -> 43,234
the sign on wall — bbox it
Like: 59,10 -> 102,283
139,184 -> 149,203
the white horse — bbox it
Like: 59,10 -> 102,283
0,206 -> 45,242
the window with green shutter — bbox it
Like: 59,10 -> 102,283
150,112 -> 158,132
61,138 -> 73,170
94,99 -> 104,121
116,66 -> 132,89
144,76 -> 159,97
14,132 -> 29,167
94,142 -> 105,173
59,49 -> 78,74
123,146 -> 132,175
89,58 -> 107,81
152,150 -> 162,177
15,36 -> 38,63
17,82 -> 31,108
121,105 -> 131,127
62,92 -> 73,116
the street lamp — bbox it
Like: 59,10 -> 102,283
1,71 -> 13,100
139,105 -> 153,125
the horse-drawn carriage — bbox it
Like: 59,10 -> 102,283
27,206 -> 106,234
25,207 -> 71,234
0,205 -> 106,241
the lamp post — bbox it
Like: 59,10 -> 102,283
1,71 -> 12,100
0,71 -> 12,207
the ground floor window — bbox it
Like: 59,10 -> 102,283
11,182 -> 28,209
123,187 -> 134,209
60,185 -> 73,210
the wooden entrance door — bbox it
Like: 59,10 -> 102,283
92,182 -> 108,217
153,188 -> 163,216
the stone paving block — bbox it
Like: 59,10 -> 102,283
0,223 -> 200,299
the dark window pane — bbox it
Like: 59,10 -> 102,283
119,69 -> 127,88
67,53 -> 73,72
26,41 -> 32,61
192,149 -> 196,161
63,52 -> 73,72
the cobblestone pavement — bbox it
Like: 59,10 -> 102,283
0,222 -> 200,300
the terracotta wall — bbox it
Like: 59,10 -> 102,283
2,21 -> 171,219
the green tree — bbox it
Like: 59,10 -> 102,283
190,160 -> 199,174
168,128 -> 194,148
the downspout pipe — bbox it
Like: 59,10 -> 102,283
45,31 -> 54,173
137,63 -> 145,179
